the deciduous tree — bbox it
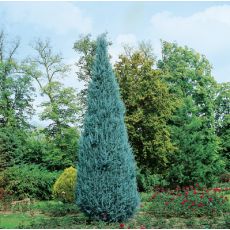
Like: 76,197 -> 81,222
115,44 -> 177,173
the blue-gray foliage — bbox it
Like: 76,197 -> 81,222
76,35 -> 140,222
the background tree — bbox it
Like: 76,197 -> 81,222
73,34 -> 112,121
214,82 -> 230,170
73,34 -> 97,110
0,31 -> 34,128
167,97 -> 224,186
77,35 -> 139,222
158,41 -> 225,186
115,44 -> 178,174
0,30 -> 34,170
24,39 -> 80,170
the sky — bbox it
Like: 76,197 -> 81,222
0,1 -> 230,125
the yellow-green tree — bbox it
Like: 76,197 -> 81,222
53,166 -> 77,203
115,44 -> 178,174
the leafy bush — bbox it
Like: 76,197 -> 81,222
0,164 -> 60,200
0,127 -> 27,171
137,169 -> 169,192
22,129 -> 79,171
52,166 -> 77,203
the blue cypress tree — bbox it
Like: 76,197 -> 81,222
76,35 -> 140,222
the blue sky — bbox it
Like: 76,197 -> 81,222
0,1 -> 230,125
1,1 -> 230,83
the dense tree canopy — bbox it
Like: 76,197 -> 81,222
0,31 -> 34,128
0,31 -> 34,171
115,44 -> 177,173
158,41 -> 225,186
215,82 -> 230,170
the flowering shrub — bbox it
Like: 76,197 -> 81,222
146,184 -> 229,218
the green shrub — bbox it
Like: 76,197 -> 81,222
137,169 -> 169,192
0,127 -> 27,171
0,164 -> 60,200
52,166 -> 77,203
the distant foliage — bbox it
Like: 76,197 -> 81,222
0,127 -> 27,171
53,166 -> 77,203
0,164 -> 60,200
0,31 -> 34,129
20,128 -> 79,171
159,41 -> 224,187
137,168 -> 169,192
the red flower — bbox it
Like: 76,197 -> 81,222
200,195 -> 204,199
120,223 -> 125,229
140,225 -> 146,229
191,202 -> 195,206
185,191 -> 189,196
193,190 -> 197,195
198,203 -> 203,207
178,193 -> 182,197
213,188 -> 221,192
195,183 -> 199,187
208,198 -> 213,202
181,201 -> 185,205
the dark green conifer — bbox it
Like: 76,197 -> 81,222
76,35 -> 139,222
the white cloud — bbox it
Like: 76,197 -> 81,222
1,2 -> 92,34
151,5 -> 230,53
150,5 -> 230,82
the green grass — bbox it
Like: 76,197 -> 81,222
0,213 -> 45,229
3,211 -> 227,229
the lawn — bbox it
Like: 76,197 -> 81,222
1,183 -> 230,229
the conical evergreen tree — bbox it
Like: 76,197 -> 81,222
76,35 -> 140,222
